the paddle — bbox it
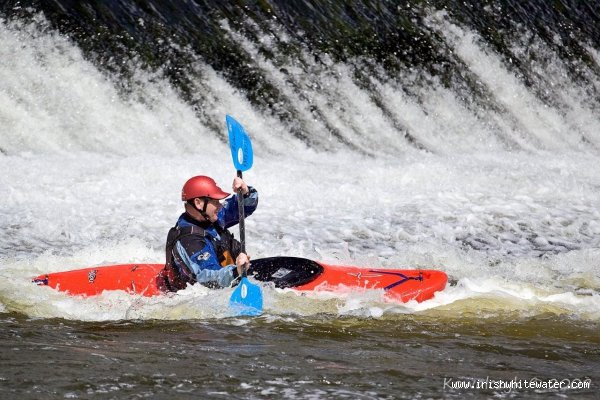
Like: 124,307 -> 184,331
226,115 -> 263,316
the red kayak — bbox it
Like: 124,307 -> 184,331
33,257 -> 447,303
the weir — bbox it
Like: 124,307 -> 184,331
1,0 -> 599,155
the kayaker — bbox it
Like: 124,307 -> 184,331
157,175 -> 258,292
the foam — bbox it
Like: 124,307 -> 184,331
1,16 -> 599,321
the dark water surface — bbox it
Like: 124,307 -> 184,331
2,312 -> 597,399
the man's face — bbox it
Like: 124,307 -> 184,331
196,197 -> 223,222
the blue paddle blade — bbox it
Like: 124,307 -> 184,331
226,115 -> 253,172
229,276 -> 263,316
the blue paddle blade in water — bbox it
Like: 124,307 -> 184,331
229,277 -> 263,316
226,115 -> 253,172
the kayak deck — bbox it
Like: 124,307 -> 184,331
33,257 -> 447,302
250,257 -> 447,303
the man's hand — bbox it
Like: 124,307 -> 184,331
235,252 -> 250,276
232,176 -> 249,195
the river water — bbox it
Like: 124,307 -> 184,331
2,313 -> 597,399
1,1 -> 599,398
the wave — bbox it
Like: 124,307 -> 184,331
1,239 -> 598,321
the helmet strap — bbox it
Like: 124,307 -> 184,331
188,198 -> 211,222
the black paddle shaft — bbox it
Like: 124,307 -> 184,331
236,169 -> 246,264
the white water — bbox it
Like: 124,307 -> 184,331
1,16 -> 599,321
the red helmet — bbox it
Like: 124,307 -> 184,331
181,176 -> 230,201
